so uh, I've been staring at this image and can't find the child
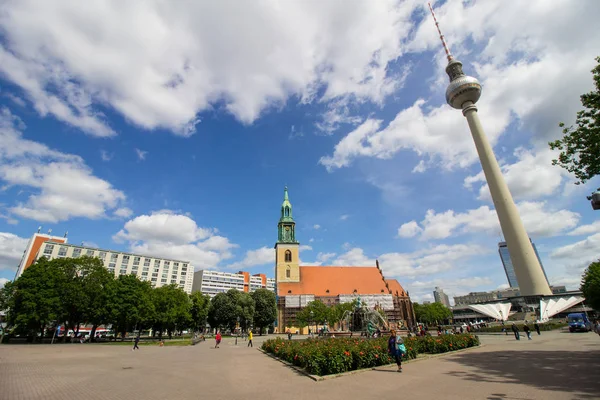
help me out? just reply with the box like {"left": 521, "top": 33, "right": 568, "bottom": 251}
{"left": 215, "top": 331, "right": 222, "bottom": 348}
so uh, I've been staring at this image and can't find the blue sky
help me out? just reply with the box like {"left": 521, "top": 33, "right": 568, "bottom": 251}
{"left": 1, "top": 0, "right": 599, "bottom": 302}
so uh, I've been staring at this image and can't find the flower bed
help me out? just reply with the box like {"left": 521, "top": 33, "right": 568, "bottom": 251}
{"left": 261, "top": 334, "right": 479, "bottom": 376}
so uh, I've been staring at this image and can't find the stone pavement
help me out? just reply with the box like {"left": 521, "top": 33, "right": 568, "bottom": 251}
{"left": 1, "top": 331, "right": 599, "bottom": 400}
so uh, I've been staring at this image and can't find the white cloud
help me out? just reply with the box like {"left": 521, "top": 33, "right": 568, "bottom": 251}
{"left": 81, "top": 241, "right": 99, "bottom": 248}
{"left": 566, "top": 221, "right": 600, "bottom": 237}
{"left": 226, "top": 247, "right": 273, "bottom": 270}
{"left": 313, "top": 224, "right": 321, "bottom": 230}
{"left": 464, "top": 148, "right": 567, "bottom": 202}
{"left": 340, "top": 214, "right": 349, "bottom": 221}
{"left": 397, "top": 221, "right": 422, "bottom": 238}
{"left": 407, "top": 276, "right": 495, "bottom": 304}
{"left": 331, "top": 248, "right": 373, "bottom": 266}
{"left": 321, "top": 1, "right": 599, "bottom": 172}
{"left": 550, "top": 232, "right": 600, "bottom": 265}
{"left": 0, "top": 232, "right": 29, "bottom": 272}
{"left": 0, "top": 108, "right": 127, "bottom": 223}
{"left": 113, "top": 207, "right": 133, "bottom": 219}
{"left": 114, "top": 211, "right": 237, "bottom": 269}
{"left": 317, "top": 252, "right": 336, "bottom": 264}
{"left": 135, "top": 148, "right": 148, "bottom": 161}
{"left": 402, "top": 201, "right": 579, "bottom": 241}
{"left": 309, "top": 238, "right": 315, "bottom": 243}
{"left": 0, "top": 277, "right": 9, "bottom": 288}
{"left": 100, "top": 150, "right": 112, "bottom": 162}
{"left": 0, "top": 0, "right": 420, "bottom": 136}
{"left": 299, "top": 245, "right": 313, "bottom": 252}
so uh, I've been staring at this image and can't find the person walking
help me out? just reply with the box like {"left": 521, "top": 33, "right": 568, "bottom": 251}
{"left": 387, "top": 329, "right": 404, "bottom": 372}
{"left": 534, "top": 321, "right": 541, "bottom": 336}
{"left": 523, "top": 324, "right": 532, "bottom": 340}
{"left": 511, "top": 323, "right": 520, "bottom": 340}
{"left": 132, "top": 334, "right": 140, "bottom": 351}
{"left": 247, "top": 330, "right": 253, "bottom": 348}
{"left": 215, "top": 331, "right": 222, "bottom": 348}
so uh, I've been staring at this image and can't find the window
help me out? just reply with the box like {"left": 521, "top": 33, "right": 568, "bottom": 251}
{"left": 133, "top": 257, "right": 140, "bottom": 265}
{"left": 152, "top": 273, "right": 158, "bottom": 277}
{"left": 174, "top": 262, "right": 179, "bottom": 267}
{"left": 164, "top": 261, "right": 170, "bottom": 268}
{"left": 58, "top": 246, "right": 68, "bottom": 257}
{"left": 161, "top": 278, "right": 167, "bottom": 283}
{"left": 141, "top": 272, "right": 148, "bottom": 276}
{"left": 151, "top": 277, "right": 157, "bottom": 282}
{"left": 99, "top": 252, "right": 107, "bottom": 259}
{"left": 72, "top": 248, "right": 82, "bottom": 257}
{"left": 119, "top": 269, "right": 127, "bottom": 275}
{"left": 143, "top": 267, "right": 149, "bottom": 272}
{"left": 286, "top": 267, "right": 291, "bottom": 278}
{"left": 181, "top": 272, "right": 186, "bottom": 276}
{"left": 109, "top": 263, "right": 116, "bottom": 269}
{"left": 182, "top": 265, "right": 188, "bottom": 271}
{"left": 180, "top": 280, "right": 186, "bottom": 284}
{"left": 172, "top": 275, "right": 177, "bottom": 279}
{"left": 285, "top": 250, "right": 292, "bottom": 262}
{"left": 111, "top": 253, "right": 118, "bottom": 260}
{"left": 171, "top": 279, "right": 176, "bottom": 284}
{"left": 86, "top": 250, "right": 94, "bottom": 256}
{"left": 144, "top": 258, "right": 151, "bottom": 266}
{"left": 44, "top": 244, "right": 54, "bottom": 255}
{"left": 154, "top": 268, "right": 160, "bottom": 273}
{"left": 154, "top": 260, "right": 160, "bottom": 266}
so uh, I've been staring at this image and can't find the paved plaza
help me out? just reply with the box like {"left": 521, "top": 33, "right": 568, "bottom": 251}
{"left": 1, "top": 331, "right": 599, "bottom": 400}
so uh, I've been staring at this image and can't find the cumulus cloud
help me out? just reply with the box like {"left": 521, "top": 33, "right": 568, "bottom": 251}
{"left": 321, "top": 1, "right": 599, "bottom": 172}
{"left": 135, "top": 148, "right": 148, "bottom": 161}
{"left": 0, "top": 232, "right": 29, "bottom": 272}
{"left": 566, "top": 221, "right": 600, "bottom": 237}
{"left": 463, "top": 148, "right": 567, "bottom": 202}
{"left": 226, "top": 247, "right": 274, "bottom": 270}
{"left": 313, "top": 224, "right": 321, "bottom": 230}
{"left": 113, "top": 207, "right": 134, "bottom": 219}
{"left": 0, "top": 108, "right": 127, "bottom": 222}
{"left": 114, "top": 211, "right": 237, "bottom": 269}
{"left": 0, "top": 0, "right": 420, "bottom": 136}
{"left": 399, "top": 201, "right": 579, "bottom": 240}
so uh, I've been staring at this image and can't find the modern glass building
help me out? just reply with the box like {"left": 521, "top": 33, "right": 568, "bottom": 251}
{"left": 498, "top": 239, "right": 549, "bottom": 288}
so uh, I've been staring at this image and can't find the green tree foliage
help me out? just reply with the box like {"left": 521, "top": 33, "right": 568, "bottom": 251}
{"left": 189, "top": 291, "right": 211, "bottom": 333}
{"left": 327, "top": 301, "right": 355, "bottom": 325}
{"left": 151, "top": 284, "right": 191, "bottom": 338}
{"left": 549, "top": 57, "right": 600, "bottom": 184}
{"left": 580, "top": 260, "right": 600, "bottom": 311}
{"left": 8, "top": 258, "right": 64, "bottom": 339}
{"left": 105, "top": 274, "right": 154, "bottom": 338}
{"left": 251, "top": 289, "right": 276, "bottom": 334}
{"left": 296, "top": 300, "right": 329, "bottom": 327}
{"left": 208, "top": 291, "right": 237, "bottom": 330}
{"left": 414, "top": 302, "right": 452, "bottom": 325}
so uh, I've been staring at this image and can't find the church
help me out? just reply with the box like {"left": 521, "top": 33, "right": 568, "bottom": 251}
{"left": 274, "top": 187, "right": 415, "bottom": 332}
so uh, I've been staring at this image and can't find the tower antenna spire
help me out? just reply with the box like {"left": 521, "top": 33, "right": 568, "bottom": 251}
{"left": 428, "top": 3, "right": 453, "bottom": 62}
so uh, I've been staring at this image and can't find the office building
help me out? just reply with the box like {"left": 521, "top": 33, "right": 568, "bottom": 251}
{"left": 433, "top": 287, "right": 451, "bottom": 307}
{"left": 15, "top": 231, "right": 194, "bottom": 294}
{"left": 499, "top": 240, "right": 549, "bottom": 288}
{"left": 192, "top": 270, "right": 275, "bottom": 297}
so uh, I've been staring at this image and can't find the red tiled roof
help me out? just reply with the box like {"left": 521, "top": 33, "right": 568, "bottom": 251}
{"left": 387, "top": 279, "right": 407, "bottom": 297}
{"left": 278, "top": 266, "right": 391, "bottom": 297}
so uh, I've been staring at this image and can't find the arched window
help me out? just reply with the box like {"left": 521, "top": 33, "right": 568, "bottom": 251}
{"left": 285, "top": 250, "right": 292, "bottom": 262}
{"left": 286, "top": 266, "right": 291, "bottom": 278}
{"left": 284, "top": 206, "right": 290, "bottom": 217}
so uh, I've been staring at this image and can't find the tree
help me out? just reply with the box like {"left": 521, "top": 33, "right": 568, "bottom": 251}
{"left": 208, "top": 292, "right": 237, "bottom": 330}
{"left": 151, "top": 284, "right": 191, "bottom": 339}
{"left": 0, "top": 280, "right": 15, "bottom": 343}
{"left": 9, "top": 258, "right": 64, "bottom": 340}
{"left": 581, "top": 260, "right": 600, "bottom": 311}
{"left": 105, "top": 275, "right": 154, "bottom": 339}
{"left": 327, "top": 301, "right": 355, "bottom": 326}
{"left": 296, "top": 300, "right": 329, "bottom": 328}
{"left": 251, "top": 289, "right": 276, "bottom": 335}
{"left": 189, "top": 292, "right": 211, "bottom": 333}
{"left": 414, "top": 302, "right": 452, "bottom": 325}
{"left": 549, "top": 57, "right": 600, "bottom": 185}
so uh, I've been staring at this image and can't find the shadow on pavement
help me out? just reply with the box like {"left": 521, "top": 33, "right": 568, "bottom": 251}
{"left": 446, "top": 350, "right": 600, "bottom": 398}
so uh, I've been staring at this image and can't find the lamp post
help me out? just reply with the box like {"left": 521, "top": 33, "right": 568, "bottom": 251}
{"left": 587, "top": 188, "right": 600, "bottom": 210}
{"left": 235, "top": 316, "right": 240, "bottom": 345}
{"left": 428, "top": 4, "right": 551, "bottom": 296}
{"left": 310, "top": 310, "right": 314, "bottom": 338}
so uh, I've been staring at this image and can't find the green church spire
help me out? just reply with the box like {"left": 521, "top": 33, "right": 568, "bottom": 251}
{"left": 277, "top": 186, "right": 297, "bottom": 243}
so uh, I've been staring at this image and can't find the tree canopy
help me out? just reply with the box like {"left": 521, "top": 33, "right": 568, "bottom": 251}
{"left": 580, "top": 260, "right": 600, "bottom": 312}
{"left": 251, "top": 289, "right": 276, "bottom": 334}
{"left": 414, "top": 302, "right": 452, "bottom": 325}
{"left": 549, "top": 56, "right": 600, "bottom": 185}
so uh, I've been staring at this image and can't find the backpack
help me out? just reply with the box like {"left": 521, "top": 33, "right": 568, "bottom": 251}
{"left": 397, "top": 343, "right": 407, "bottom": 355}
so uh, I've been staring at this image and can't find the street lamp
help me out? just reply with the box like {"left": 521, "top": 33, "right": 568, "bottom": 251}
{"left": 235, "top": 316, "right": 240, "bottom": 345}
{"left": 587, "top": 188, "right": 600, "bottom": 210}
{"left": 310, "top": 310, "right": 314, "bottom": 337}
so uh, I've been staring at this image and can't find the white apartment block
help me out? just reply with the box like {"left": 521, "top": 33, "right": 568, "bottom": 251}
{"left": 192, "top": 270, "right": 276, "bottom": 297}
{"left": 37, "top": 241, "right": 194, "bottom": 294}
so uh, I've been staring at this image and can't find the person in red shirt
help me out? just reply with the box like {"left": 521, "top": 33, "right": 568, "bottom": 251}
{"left": 215, "top": 331, "right": 222, "bottom": 348}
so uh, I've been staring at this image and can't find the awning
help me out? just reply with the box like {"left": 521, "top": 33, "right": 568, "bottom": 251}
{"left": 467, "top": 303, "right": 512, "bottom": 321}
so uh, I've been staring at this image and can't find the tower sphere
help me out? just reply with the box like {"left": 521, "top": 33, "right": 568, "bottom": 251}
{"left": 446, "top": 75, "right": 482, "bottom": 109}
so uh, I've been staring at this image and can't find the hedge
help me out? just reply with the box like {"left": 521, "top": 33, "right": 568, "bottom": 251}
{"left": 261, "top": 334, "right": 479, "bottom": 376}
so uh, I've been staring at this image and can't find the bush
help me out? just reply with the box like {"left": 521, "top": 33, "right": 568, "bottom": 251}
{"left": 261, "top": 334, "right": 479, "bottom": 376}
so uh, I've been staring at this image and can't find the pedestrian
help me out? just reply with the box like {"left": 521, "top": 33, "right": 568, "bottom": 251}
{"left": 215, "top": 331, "right": 222, "bottom": 348}
{"left": 534, "top": 321, "right": 541, "bottom": 335}
{"left": 132, "top": 334, "right": 140, "bottom": 351}
{"left": 387, "top": 329, "right": 404, "bottom": 372}
{"left": 247, "top": 330, "right": 253, "bottom": 348}
{"left": 511, "top": 323, "right": 520, "bottom": 340}
{"left": 594, "top": 320, "right": 600, "bottom": 336}
{"left": 523, "top": 324, "right": 532, "bottom": 340}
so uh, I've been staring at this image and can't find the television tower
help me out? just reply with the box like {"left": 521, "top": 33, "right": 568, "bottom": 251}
{"left": 428, "top": 4, "right": 551, "bottom": 296}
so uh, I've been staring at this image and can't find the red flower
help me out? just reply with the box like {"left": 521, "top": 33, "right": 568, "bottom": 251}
{"left": 375, "top": 354, "right": 379, "bottom": 358}
{"left": 359, "top": 351, "right": 364, "bottom": 356}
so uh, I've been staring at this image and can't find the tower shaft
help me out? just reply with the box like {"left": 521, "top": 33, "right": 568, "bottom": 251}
{"left": 463, "top": 102, "right": 551, "bottom": 296}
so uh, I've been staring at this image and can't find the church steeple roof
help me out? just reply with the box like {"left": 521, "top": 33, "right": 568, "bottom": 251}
{"left": 280, "top": 186, "right": 294, "bottom": 223}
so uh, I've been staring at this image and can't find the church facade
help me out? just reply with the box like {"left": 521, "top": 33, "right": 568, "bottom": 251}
{"left": 274, "top": 187, "right": 415, "bottom": 332}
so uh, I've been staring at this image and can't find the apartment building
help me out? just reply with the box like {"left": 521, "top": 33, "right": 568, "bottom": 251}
{"left": 26, "top": 238, "right": 194, "bottom": 294}
{"left": 192, "top": 270, "right": 275, "bottom": 297}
